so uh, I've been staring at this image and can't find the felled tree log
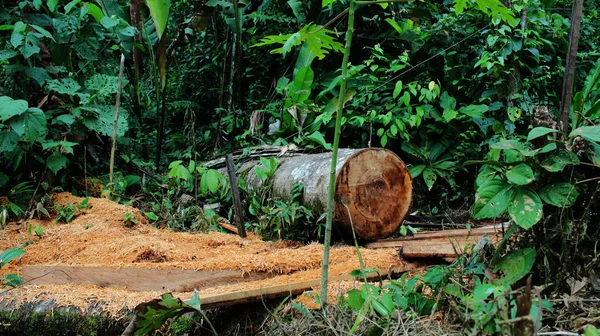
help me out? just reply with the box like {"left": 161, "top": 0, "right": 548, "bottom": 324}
{"left": 226, "top": 148, "right": 412, "bottom": 240}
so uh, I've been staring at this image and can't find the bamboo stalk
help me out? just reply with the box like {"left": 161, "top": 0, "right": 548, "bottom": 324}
{"left": 321, "top": 0, "right": 356, "bottom": 304}
{"left": 109, "top": 54, "right": 125, "bottom": 183}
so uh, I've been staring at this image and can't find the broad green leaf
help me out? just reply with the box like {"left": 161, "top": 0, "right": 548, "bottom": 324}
{"left": 24, "top": 67, "right": 51, "bottom": 87}
{"left": 21, "top": 32, "right": 41, "bottom": 59}
{"left": 64, "top": 0, "right": 82, "bottom": 13}
{"left": 476, "top": 165, "right": 500, "bottom": 187}
{"left": 506, "top": 163, "right": 534, "bottom": 185}
{"left": 494, "top": 248, "right": 536, "bottom": 285}
{"left": 584, "top": 325, "right": 600, "bottom": 336}
{"left": 569, "top": 126, "right": 600, "bottom": 143}
{"left": 9, "top": 108, "right": 48, "bottom": 142}
{"left": 322, "top": 0, "right": 336, "bottom": 6}
{"left": 0, "top": 96, "right": 28, "bottom": 122}
{"left": 46, "top": 153, "right": 68, "bottom": 173}
{"left": 145, "top": 212, "right": 158, "bottom": 221}
{"left": 440, "top": 91, "right": 456, "bottom": 113}
{"left": 539, "top": 142, "right": 557, "bottom": 154}
{"left": 422, "top": 168, "right": 437, "bottom": 190}
{"left": 100, "top": 16, "right": 119, "bottom": 29}
{"left": 473, "top": 179, "right": 513, "bottom": 219}
{"left": 0, "top": 248, "right": 26, "bottom": 267}
{"left": 541, "top": 150, "right": 580, "bottom": 172}
{"left": 204, "top": 169, "right": 221, "bottom": 193}
{"left": 46, "top": 78, "right": 81, "bottom": 96}
{"left": 582, "top": 58, "right": 600, "bottom": 100}
{"left": 540, "top": 183, "right": 579, "bottom": 208}
{"left": 0, "top": 131, "right": 19, "bottom": 152}
{"left": 409, "top": 164, "right": 426, "bottom": 178}
{"left": 145, "top": 0, "right": 170, "bottom": 38}
{"left": 507, "top": 106, "right": 522, "bottom": 122}
{"left": 47, "top": 0, "right": 59, "bottom": 12}
{"left": 454, "top": 0, "right": 468, "bottom": 14}
{"left": 473, "top": 284, "right": 495, "bottom": 301}
{"left": 2, "top": 273, "right": 22, "bottom": 287}
{"left": 0, "top": 50, "right": 19, "bottom": 62}
{"left": 83, "top": 3, "right": 104, "bottom": 21}
{"left": 306, "top": 131, "right": 331, "bottom": 150}
{"left": 80, "top": 105, "right": 129, "bottom": 137}
{"left": 527, "top": 127, "right": 559, "bottom": 141}
{"left": 10, "top": 22, "right": 26, "bottom": 48}
{"left": 29, "top": 24, "right": 55, "bottom": 42}
{"left": 85, "top": 74, "right": 122, "bottom": 97}
{"left": 459, "top": 104, "right": 488, "bottom": 118}
{"left": 508, "top": 189, "right": 543, "bottom": 229}
{"left": 393, "top": 80, "right": 402, "bottom": 99}
{"left": 345, "top": 289, "right": 364, "bottom": 310}
{"left": 292, "top": 66, "right": 313, "bottom": 103}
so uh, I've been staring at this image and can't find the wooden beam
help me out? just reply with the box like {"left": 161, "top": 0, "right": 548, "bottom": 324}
{"left": 23, "top": 266, "right": 273, "bottom": 292}
{"left": 364, "top": 227, "right": 504, "bottom": 255}
{"left": 196, "top": 263, "right": 425, "bottom": 309}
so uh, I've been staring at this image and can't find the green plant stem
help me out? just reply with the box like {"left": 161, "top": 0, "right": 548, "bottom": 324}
{"left": 320, "top": 0, "right": 356, "bottom": 304}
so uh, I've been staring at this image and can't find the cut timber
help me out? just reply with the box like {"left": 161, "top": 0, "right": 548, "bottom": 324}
{"left": 22, "top": 266, "right": 274, "bottom": 292}
{"left": 226, "top": 148, "right": 412, "bottom": 240}
{"left": 365, "top": 227, "right": 504, "bottom": 258}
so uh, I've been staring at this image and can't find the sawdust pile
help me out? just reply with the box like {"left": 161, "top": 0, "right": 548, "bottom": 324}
{"left": 0, "top": 193, "right": 407, "bottom": 316}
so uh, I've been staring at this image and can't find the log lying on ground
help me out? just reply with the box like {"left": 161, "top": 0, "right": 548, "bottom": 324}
{"left": 225, "top": 148, "right": 412, "bottom": 240}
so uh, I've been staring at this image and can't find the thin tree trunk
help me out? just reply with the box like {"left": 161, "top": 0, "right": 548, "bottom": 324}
{"left": 109, "top": 54, "right": 126, "bottom": 182}
{"left": 559, "top": 0, "right": 584, "bottom": 134}
{"left": 321, "top": 0, "right": 356, "bottom": 304}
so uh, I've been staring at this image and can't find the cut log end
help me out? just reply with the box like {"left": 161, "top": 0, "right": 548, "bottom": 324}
{"left": 334, "top": 149, "right": 412, "bottom": 240}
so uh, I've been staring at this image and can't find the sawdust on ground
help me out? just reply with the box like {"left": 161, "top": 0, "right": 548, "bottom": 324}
{"left": 0, "top": 193, "right": 407, "bottom": 316}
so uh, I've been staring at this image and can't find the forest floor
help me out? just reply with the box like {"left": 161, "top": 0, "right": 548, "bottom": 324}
{"left": 0, "top": 192, "right": 420, "bottom": 318}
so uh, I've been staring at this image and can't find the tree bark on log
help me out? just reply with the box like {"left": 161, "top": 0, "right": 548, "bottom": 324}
{"left": 225, "top": 148, "right": 412, "bottom": 240}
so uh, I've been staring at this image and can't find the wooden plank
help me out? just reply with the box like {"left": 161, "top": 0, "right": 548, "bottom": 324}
{"left": 225, "top": 153, "right": 246, "bottom": 238}
{"left": 23, "top": 266, "right": 273, "bottom": 292}
{"left": 364, "top": 227, "right": 504, "bottom": 254}
{"left": 197, "top": 263, "right": 425, "bottom": 309}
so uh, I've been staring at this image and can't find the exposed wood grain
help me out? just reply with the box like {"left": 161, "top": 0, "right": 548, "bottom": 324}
{"left": 218, "top": 221, "right": 239, "bottom": 234}
{"left": 23, "top": 266, "right": 273, "bottom": 292}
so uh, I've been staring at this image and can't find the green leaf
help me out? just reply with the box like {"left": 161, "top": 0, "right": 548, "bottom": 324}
{"left": 10, "top": 22, "right": 26, "bottom": 48}
{"left": 80, "top": 105, "right": 129, "bottom": 137}
{"left": 408, "top": 164, "right": 426, "bottom": 178}
{"left": 440, "top": 91, "right": 457, "bottom": 113}
{"left": 541, "top": 150, "right": 580, "bottom": 172}
{"left": 9, "top": 108, "right": 48, "bottom": 142}
{"left": 473, "top": 284, "right": 495, "bottom": 301}
{"left": 83, "top": 3, "right": 105, "bottom": 22}
{"left": 527, "top": 127, "right": 559, "bottom": 141}
{"left": 2, "top": 273, "right": 23, "bottom": 287}
{"left": 454, "top": 0, "right": 468, "bottom": 14}
{"left": 205, "top": 169, "right": 221, "bottom": 193}
{"left": 393, "top": 80, "right": 402, "bottom": 99}
{"left": 459, "top": 104, "right": 488, "bottom": 118}
{"left": 85, "top": 74, "right": 122, "bottom": 97}
{"left": 508, "top": 189, "right": 543, "bottom": 229}
{"left": 473, "top": 179, "right": 513, "bottom": 219}
{"left": 506, "top": 163, "right": 534, "bottom": 185}
{"left": 422, "top": 168, "right": 437, "bottom": 190}
{"left": 47, "top": 0, "right": 59, "bottom": 12}
{"left": 46, "top": 78, "right": 81, "bottom": 96}
{"left": 64, "top": 0, "right": 82, "bottom": 13}
{"left": 46, "top": 153, "right": 68, "bottom": 174}
{"left": 540, "top": 183, "right": 579, "bottom": 208}
{"left": 345, "top": 289, "right": 364, "bottom": 310}
{"left": 494, "top": 248, "right": 536, "bottom": 285}
{"left": 0, "top": 50, "right": 19, "bottom": 62}
{"left": 29, "top": 24, "right": 55, "bottom": 42}
{"left": 569, "top": 126, "right": 600, "bottom": 143}
{"left": 145, "top": 212, "right": 158, "bottom": 221}
{"left": 584, "top": 325, "right": 600, "bottom": 336}
{"left": 145, "top": 0, "right": 170, "bottom": 38}
{"left": 292, "top": 66, "right": 313, "bottom": 103}
{"left": 507, "top": 106, "right": 522, "bottom": 122}
{"left": 0, "top": 131, "right": 19, "bottom": 152}
{"left": 306, "top": 131, "right": 331, "bottom": 150}
{"left": 0, "top": 248, "right": 26, "bottom": 267}
{"left": 0, "top": 96, "right": 28, "bottom": 122}
{"left": 24, "top": 67, "right": 51, "bottom": 87}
